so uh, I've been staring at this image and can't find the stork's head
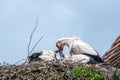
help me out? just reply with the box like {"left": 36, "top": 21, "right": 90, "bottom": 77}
{"left": 56, "top": 41, "right": 65, "bottom": 58}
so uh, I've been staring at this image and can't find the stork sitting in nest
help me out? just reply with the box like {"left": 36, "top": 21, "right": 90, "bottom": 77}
{"left": 28, "top": 50, "right": 59, "bottom": 62}
{"left": 56, "top": 37, "right": 103, "bottom": 64}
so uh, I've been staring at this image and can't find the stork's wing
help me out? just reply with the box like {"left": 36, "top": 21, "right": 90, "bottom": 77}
{"left": 102, "top": 35, "right": 120, "bottom": 68}
{"left": 82, "top": 53, "right": 103, "bottom": 63}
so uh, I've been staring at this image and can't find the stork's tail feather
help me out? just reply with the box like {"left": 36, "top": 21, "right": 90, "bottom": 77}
{"left": 82, "top": 53, "right": 104, "bottom": 63}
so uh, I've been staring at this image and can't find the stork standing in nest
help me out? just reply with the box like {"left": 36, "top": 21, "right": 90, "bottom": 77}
{"left": 56, "top": 37, "right": 103, "bottom": 64}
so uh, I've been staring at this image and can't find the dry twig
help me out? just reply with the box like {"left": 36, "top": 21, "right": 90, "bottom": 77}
{"left": 25, "top": 16, "right": 43, "bottom": 63}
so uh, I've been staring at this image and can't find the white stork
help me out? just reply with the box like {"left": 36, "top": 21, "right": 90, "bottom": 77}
{"left": 56, "top": 37, "right": 103, "bottom": 64}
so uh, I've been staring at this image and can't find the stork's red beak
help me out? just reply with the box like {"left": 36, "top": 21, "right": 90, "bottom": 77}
{"left": 56, "top": 42, "right": 65, "bottom": 58}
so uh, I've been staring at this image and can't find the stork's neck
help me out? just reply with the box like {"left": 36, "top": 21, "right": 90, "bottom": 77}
{"left": 61, "top": 39, "right": 72, "bottom": 48}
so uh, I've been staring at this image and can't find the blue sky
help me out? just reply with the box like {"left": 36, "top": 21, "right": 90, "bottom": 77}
{"left": 0, "top": 0, "right": 120, "bottom": 64}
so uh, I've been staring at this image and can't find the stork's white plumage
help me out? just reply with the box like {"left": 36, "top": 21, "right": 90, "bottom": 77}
{"left": 56, "top": 37, "right": 103, "bottom": 63}
{"left": 63, "top": 55, "right": 90, "bottom": 63}
{"left": 29, "top": 50, "right": 59, "bottom": 62}
{"left": 39, "top": 50, "right": 58, "bottom": 61}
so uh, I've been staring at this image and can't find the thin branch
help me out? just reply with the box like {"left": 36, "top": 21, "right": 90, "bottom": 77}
{"left": 27, "top": 16, "right": 39, "bottom": 56}
{"left": 24, "top": 16, "right": 43, "bottom": 63}
{"left": 29, "top": 36, "right": 43, "bottom": 54}
{"left": 14, "top": 59, "right": 25, "bottom": 65}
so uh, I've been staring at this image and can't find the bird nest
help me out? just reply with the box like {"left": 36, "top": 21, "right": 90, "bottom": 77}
{"left": 0, "top": 60, "right": 119, "bottom": 80}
